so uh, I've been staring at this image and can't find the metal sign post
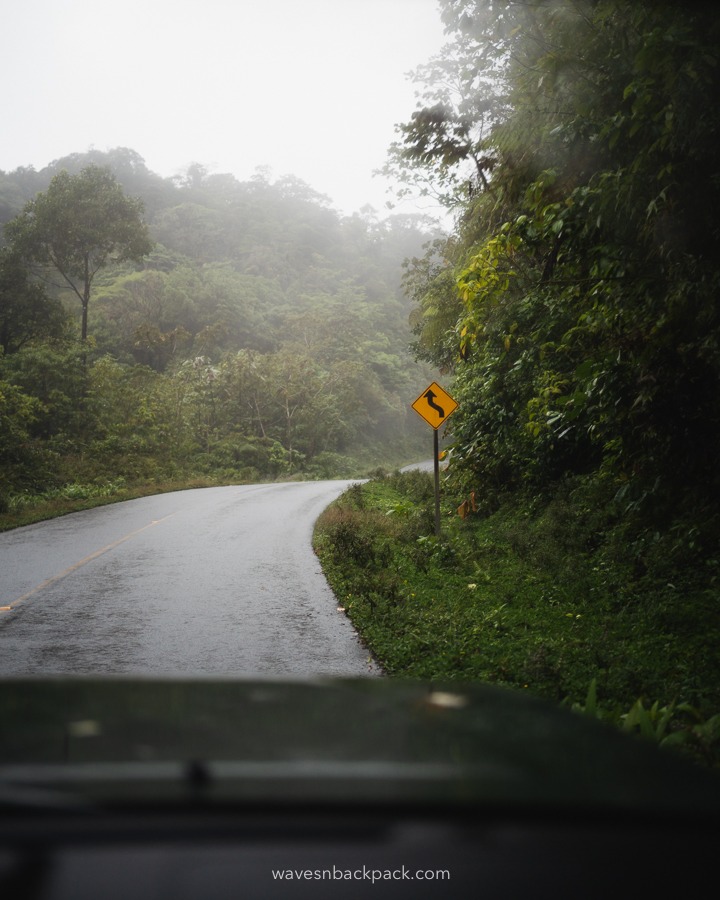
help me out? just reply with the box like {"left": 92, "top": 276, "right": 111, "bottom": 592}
{"left": 432, "top": 427, "right": 441, "bottom": 537}
{"left": 411, "top": 382, "right": 459, "bottom": 537}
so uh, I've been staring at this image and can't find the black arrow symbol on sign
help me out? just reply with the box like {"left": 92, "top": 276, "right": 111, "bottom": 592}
{"left": 424, "top": 389, "right": 445, "bottom": 419}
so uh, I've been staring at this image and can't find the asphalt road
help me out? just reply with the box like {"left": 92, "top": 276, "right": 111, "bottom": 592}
{"left": 0, "top": 482, "right": 380, "bottom": 677}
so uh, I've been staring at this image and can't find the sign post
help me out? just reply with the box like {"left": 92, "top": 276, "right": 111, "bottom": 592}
{"left": 432, "top": 428, "right": 441, "bottom": 538}
{"left": 411, "top": 382, "right": 458, "bottom": 537}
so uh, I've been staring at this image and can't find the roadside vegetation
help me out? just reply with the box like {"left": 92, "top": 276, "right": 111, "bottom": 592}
{"left": 0, "top": 474, "right": 234, "bottom": 532}
{"left": 0, "top": 446, "right": 416, "bottom": 533}
{"left": 314, "top": 470, "right": 720, "bottom": 768}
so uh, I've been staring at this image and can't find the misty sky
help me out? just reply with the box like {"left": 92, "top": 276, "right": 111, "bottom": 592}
{"left": 2, "top": 0, "right": 447, "bottom": 216}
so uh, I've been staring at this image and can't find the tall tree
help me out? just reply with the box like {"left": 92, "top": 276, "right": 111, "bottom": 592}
{"left": 4, "top": 165, "right": 153, "bottom": 342}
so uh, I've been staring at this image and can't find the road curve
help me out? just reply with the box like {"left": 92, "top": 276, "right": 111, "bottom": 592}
{"left": 0, "top": 482, "right": 380, "bottom": 677}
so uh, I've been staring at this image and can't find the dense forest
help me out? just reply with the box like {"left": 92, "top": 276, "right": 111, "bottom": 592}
{"left": 0, "top": 149, "right": 441, "bottom": 511}
{"left": 390, "top": 0, "right": 720, "bottom": 577}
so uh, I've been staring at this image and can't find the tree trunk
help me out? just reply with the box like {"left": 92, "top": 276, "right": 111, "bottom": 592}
{"left": 81, "top": 254, "right": 90, "bottom": 343}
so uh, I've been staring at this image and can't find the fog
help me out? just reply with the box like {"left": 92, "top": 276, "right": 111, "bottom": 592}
{"left": 1, "top": 0, "right": 447, "bottom": 216}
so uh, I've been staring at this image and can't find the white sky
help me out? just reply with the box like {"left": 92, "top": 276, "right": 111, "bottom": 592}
{"left": 1, "top": 0, "right": 448, "bottom": 217}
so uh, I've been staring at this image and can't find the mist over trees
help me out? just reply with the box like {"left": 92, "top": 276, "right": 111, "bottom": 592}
{"left": 392, "top": 1, "right": 720, "bottom": 572}
{"left": 0, "top": 148, "right": 441, "bottom": 501}
{"left": 6, "top": 165, "right": 153, "bottom": 345}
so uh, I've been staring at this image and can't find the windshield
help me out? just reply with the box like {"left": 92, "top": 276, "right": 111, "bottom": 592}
{"left": 1, "top": 0, "right": 719, "bottom": 833}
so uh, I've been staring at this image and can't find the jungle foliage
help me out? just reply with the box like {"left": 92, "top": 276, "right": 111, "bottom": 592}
{"left": 0, "top": 151, "right": 440, "bottom": 510}
{"left": 392, "top": 0, "right": 720, "bottom": 570}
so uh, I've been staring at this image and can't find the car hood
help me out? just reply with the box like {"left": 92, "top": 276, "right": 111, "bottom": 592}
{"left": 1, "top": 677, "right": 718, "bottom": 816}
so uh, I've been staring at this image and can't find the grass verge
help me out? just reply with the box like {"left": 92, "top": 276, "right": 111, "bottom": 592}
{"left": 313, "top": 471, "right": 720, "bottom": 767}
{"left": 0, "top": 449, "right": 417, "bottom": 533}
{"left": 0, "top": 475, "right": 256, "bottom": 532}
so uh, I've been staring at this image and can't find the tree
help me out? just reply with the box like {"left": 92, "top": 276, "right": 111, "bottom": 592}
{"left": 4, "top": 165, "right": 153, "bottom": 342}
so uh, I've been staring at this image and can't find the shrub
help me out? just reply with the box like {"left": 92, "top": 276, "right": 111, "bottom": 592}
{"left": 317, "top": 507, "right": 377, "bottom": 567}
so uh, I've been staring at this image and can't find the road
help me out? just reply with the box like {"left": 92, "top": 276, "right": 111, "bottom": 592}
{"left": 0, "top": 482, "right": 380, "bottom": 677}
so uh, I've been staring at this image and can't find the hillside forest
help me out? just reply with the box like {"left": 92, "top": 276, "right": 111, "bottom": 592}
{"left": 0, "top": 150, "right": 441, "bottom": 513}
{"left": 387, "top": 0, "right": 720, "bottom": 574}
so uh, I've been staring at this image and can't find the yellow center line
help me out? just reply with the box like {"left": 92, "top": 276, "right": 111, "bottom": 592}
{"left": 1, "top": 514, "right": 176, "bottom": 612}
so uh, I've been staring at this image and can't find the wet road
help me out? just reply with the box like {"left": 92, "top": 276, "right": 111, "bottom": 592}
{"left": 0, "top": 482, "right": 380, "bottom": 677}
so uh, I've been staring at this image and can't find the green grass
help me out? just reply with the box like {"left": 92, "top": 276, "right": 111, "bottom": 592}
{"left": 314, "top": 471, "right": 720, "bottom": 766}
{"left": 0, "top": 476, "right": 237, "bottom": 532}
{"left": 0, "top": 446, "right": 413, "bottom": 533}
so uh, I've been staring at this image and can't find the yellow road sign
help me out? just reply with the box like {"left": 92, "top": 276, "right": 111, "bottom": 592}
{"left": 411, "top": 381, "right": 458, "bottom": 429}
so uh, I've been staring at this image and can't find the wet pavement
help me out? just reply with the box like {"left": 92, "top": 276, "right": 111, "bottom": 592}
{"left": 0, "top": 482, "right": 380, "bottom": 677}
